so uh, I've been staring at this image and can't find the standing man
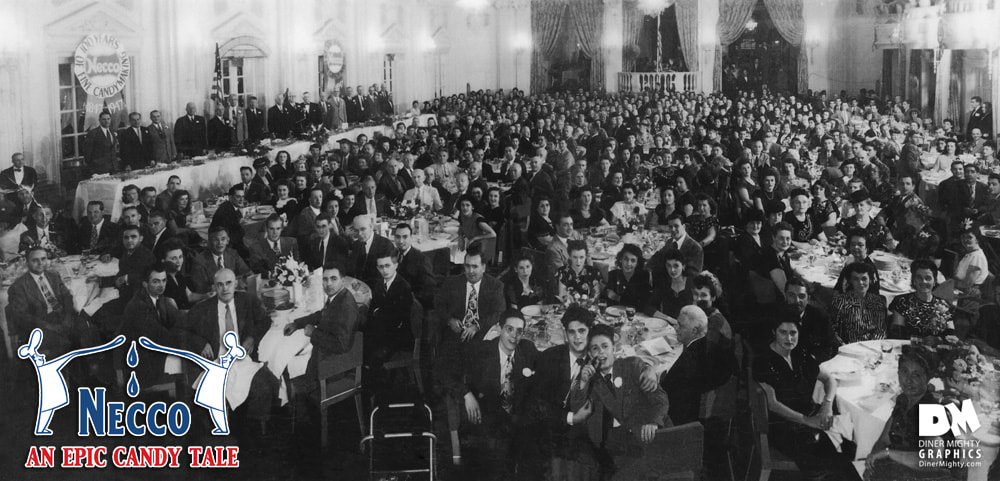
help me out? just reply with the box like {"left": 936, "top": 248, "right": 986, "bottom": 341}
{"left": 245, "top": 96, "right": 266, "bottom": 142}
{"left": 300, "top": 91, "right": 323, "bottom": 130}
{"left": 225, "top": 94, "right": 247, "bottom": 145}
{"left": 967, "top": 96, "right": 993, "bottom": 139}
{"left": 83, "top": 111, "right": 119, "bottom": 174}
{"left": 147, "top": 110, "right": 177, "bottom": 164}
{"left": 325, "top": 91, "right": 347, "bottom": 130}
{"left": 344, "top": 86, "right": 364, "bottom": 124}
{"left": 267, "top": 92, "right": 292, "bottom": 139}
{"left": 0, "top": 152, "right": 38, "bottom": 192}
{"left": 173, "top": 102, "right": 206, "bottom": 158}
{"left": 118, "top": 112, "right": 152, "bottom": 170}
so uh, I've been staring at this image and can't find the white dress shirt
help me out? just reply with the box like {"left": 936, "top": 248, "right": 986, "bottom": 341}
{"left": 216, "top": 299, "right": 239, "bottom": 352}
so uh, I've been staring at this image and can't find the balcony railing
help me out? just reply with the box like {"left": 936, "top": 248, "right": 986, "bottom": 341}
{"left": 617, "top": 72, "right": 700, "bottom": 94}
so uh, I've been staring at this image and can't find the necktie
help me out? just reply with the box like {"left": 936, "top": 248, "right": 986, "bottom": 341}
{"left": 500, "top": 353, "right": 514, "bottom": 414}
{"left": 216, "top": 255, "right": 224, "bottom": 270}
{"left": 272, "top": 240, "right": 280, "bottom": 254}
{"left": 463, "top": 285, "right": 479, "bottom": 327}
{"left": 40, "top": 230, "right": 48, "bottom": 244}
{"left": 224, "top": 303, "right": 235, "bottom": 334}
{"left": 320, "top": 239, "right": 327, "bottom": 267}
{"left": 135, "top": 128, "right": 141, "bottom": 143}
{"left": 105, "top": 129, "right": 111, "bottom": 143}
{"left": 154, "top": 297, "right": 165, "bottom": 323}
{"left": 90, "top": 224, "right": 100, "bottom": 249}
{"left": 38, "top": 275, "right": 60, "bottom": 314}
{"left": 326, "top": 295, "right": 334, "bottom": 306}
{"left": 670, "top": 240, "right": 679, "bottom": 251}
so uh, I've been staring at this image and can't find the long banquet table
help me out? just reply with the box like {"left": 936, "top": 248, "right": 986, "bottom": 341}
{"left": 73, "top": 115, "right": 435, "bottom": 221}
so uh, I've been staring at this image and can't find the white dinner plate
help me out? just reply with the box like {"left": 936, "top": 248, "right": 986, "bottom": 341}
{"left": 643, "top": 317, "right": 669, "bottom": 332}
{"left": 591, "top": 252, "right": 611, "bottom": 261}
{"left": 521, "top": 305, "right": 542, "bottom": 317}
{"left": 443, "top": 225, "right": 459, "bottom": 234}
{"left": 605, "top": 305, "right": 627, "bottom": 317}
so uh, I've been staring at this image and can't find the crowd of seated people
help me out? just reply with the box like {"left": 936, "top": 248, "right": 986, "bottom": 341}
{"left": 7, "top": 84, "right": 999, "bottom": 480}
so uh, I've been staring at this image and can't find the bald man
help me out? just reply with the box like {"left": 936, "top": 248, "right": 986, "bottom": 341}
{"left": 346, "top": 214, "right": 395, "bottom": 287}
{"left": 174, "top": 102, "right": 206, "bottom": 157}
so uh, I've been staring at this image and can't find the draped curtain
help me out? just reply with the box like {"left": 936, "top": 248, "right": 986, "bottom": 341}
{"left": 714, "top": 0, "right": 756, "bottom": 91}
{"left": 762, "top": 0, "right": 807, "bottom": 93}
{"left": 570, "top": 0, "right": 605, "bottom": 91}
{"left": 622, "top": 2, "right": 645, "bottom": 72}
{"left": 530, "top": 1, "right": 567, "bottom": 94}
{"left": 674, "top": 0, "right": 699, "bottom": 72}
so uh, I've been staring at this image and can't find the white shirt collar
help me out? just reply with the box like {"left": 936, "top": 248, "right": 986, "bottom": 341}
{"left": 674, "top": 233, "right": 687, "bottom": 246}
{"left": 310, "top": 206, "right": 321, "bottom": 216}
{"left": 383, "top": 274, "right": 396, "bottom": 289}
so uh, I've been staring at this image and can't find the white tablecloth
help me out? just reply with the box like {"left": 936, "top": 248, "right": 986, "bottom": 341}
{"left": 73, "top": 115, "right": 436, "bottom": 221}
{"left": 792, "top": 248, "right": 918, "bottom": 305}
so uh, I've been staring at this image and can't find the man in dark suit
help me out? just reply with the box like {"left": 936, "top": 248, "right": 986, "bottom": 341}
{"left": 118, "top": 112, "right": 153, "bottom": 170}
{"left": 113, "top": 225, "right": 157, "bottom": 308}
{"left": 365, "top": 249, "right": 415, "bottom": 392}
{"left": 304, "top": 214, "right": 348, "bottom": 271}
{"left": 783, "top": 278, "right": 839, "bottom": 362}
{"left": 82, "top": 111, "right": 119, "bottom": 174}
{"left": 181, "top": 268, "right": 277, "bottom": 422}
{"left": 647, "top": 212, "right": 705, "bottom": 278}
{"left": 283, "top": 265, "right": 361, "bottom": 374}
{"left": 245, "top": 96, "right": 267, "bottom": 142}
{"left": 209, "top": 185, "right": 248, "bottom": 258}
{"left": 392, "top": 223, "right": 436, "bottom": 309}
{"left": 432, "top": 244, "right": 505, "bottom": 347}
{"left": 142, "top": 210, "right": 176, "bottom": 259}
{"left": 8, "top": 246, "right": 88, "bottom": 356}
{"left": 967, "top": 95, "right": 992, "bottom": 139}
{"left": 660, "top": 305, "right": 734, "bottom": 425}
{"left": 963, "top": 163, "right": 990, "bottom": 220}
{"left": 119, "top": 262, "right": 185, "bottom": 386}
{"left": 248, "top": 214, "right": 300, "bottom": 275}
{"left": 527, "top": 156, "right": 555, "bottom": 202}
{"left": 267, "top": 93, "right": 292, "bottom": 138}
{"left": 346, "top": 214, "right": 395, "bottom": 286}
{"left": 236, "top": 166, "right": 271, "bottom": 204}
{"left": 76, "top": 201, "right": 118, "bottom": 255}
{"left": 300, "top": 91, "right": 323, "bottom": 129}
{"left": 360, "top": 84, "right": 376, "bottom": 120}
{"left": 440, "top": 310, "right": 539, "bottom": 478}
{"left": 173, "top": 102, "right": 206, "bottom": 157}
{"left": 206, "top": 103, "right": 234, "bottom": 152}
{"left": 349, "top": 176, "right": 390, "bottom": 218}
{"left": 190, "top": 226, "right": 252, "bottom": 294}
{"left": 0, "top": 152, "right": 38, "bottom": 192}
{"left": 344, "top": 86, "right": 364, "bottom": 124}
{"left": 147, "top": 110, "right": 177, "bottom": 164}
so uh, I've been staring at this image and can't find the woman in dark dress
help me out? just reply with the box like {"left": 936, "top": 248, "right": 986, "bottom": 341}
{"left": 270, "top": 150, "right": 292, "bottom": 182}
{"left": 752, "top": 168, "right": 784, "bottom": 214}
{"left": 570, "top": 187, "right": 609, "bottom": 230}
{"left": 807, "top": 180, "right": 839, "bottom": 234}
{"left": 783, "top": 188, "right": 826, "bottom": 243}
{"left": 271, "top": 180, "right": 299, "bottom": 220}
{"left": 602, "top": 244, "right": 652, "bottom": 309}
{"left": 527, "top": 196, "right": 556, "bottom": 249}
{"left": 503, "top": 254, "right": 549, "bottom": 309}
{"left": 674, "top": 174, "right": 696, "bottom": 217}
{"left": 646, "top": 186, "right": 677, "bottom": 233}
{"left": 644, "top": 249, "right": 693, "bottom": 319}
{"left": 168, "top": 189, "right": 192, "bottom": 231}
{"left": 735, "top": 209, "right": 766, "bottom": 274}
{"left": 888, "top": 259, "right": 955, "bottom": 339}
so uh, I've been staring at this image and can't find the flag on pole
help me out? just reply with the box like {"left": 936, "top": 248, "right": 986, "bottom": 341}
{"left": 211, "top": 43, "right": 223, "bottom": 101}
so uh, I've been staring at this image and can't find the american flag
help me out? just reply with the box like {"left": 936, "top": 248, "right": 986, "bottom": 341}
{"left": 211, "top": 43, "right": 223, "bottom": 101}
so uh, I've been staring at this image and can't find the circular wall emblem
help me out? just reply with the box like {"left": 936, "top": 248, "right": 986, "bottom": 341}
{"left": 73, "top": 34, "right": 131, "bottom": 98}
{"left": 324, "top": 41, "right": 345, "bottom": 75}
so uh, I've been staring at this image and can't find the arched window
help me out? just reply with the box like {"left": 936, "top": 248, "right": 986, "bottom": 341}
{"left": 218, "top": 36, "right": 268, "bottom": 107}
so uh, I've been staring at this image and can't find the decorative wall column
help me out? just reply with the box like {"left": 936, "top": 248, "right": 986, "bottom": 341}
{"left": 603, "top": 0, "right": 624, "bottom": 92}
{"left": 697, "top": 0, "right": 718, "bottom": 93}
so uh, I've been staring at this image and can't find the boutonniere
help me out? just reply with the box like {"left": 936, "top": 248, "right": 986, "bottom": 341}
{"left": 521, "top": 368, "right": 534, "bottom": 378}
{"left": 613, "top": 377, "right": 623, "bottom": 388}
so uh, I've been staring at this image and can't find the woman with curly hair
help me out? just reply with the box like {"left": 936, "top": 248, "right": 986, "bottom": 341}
{"left": 602, "top": 243, "right": 651, "bottom": 310}
{"left": 888, "top": 259, "right": 955, "bottom": 339}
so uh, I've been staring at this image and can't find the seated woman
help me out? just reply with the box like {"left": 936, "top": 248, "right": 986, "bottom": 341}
{"left": 643, "top": 249, "right": 693, "bottom": 320}
{"left": 686, "top": 193, "right": 719, "bottom": 249}
{"left": 864, "top": 345, "right": 965, "bottom": 481}
{"left": 888, "top": 259, "right": 955, "bottom": 339}
{"left": 837, "top": 189, "right": 892, "bottom": 250}
{"left": 645, "top": 186, "right": 677, "bottom": 232}
{"left": 322, "top": 197, "right": 346, "bottom": 237}
{"left": 674, "top": 174, "right": 696, "bottom": 217}
{"left": 807, "top": 180, "right": 839, "bottom": 234}
{"left": 503, "top": 254, "right": 549, "bottom": 309}
{"left": 167, "top": 189, "right": 193, "bottom": 231}
{"left": 602, "top": 244, "right": 652, "bottom": 310}
{"left": 270, "top": 180, "right": 299, "bottom": 220}
{"left": 778, "top": 157, "right": 810, "bottom": 194}
{"left": 894, "top": 204, "right": 940, "bottom": 261}
{"left": 954, "top": 229, "right": 989, "bottom": 297}
{"left": 752, "top": 168, "right": 784, "bottom": 214}
{"left": 526, "top": 197, "right": 556, "bottom": 249}
{"left": 753, "top": 317, "right": 858, "bottom": 481}
{"left": 456, "top": 194, "right": 496, "bottom": 261}
{"left": 691, "top": 271, "right": 733, "bottom": 350}
{"left": 570, "top": 187, "right": 609, "bottom": 230}
{"left": 555, "top": 240, "right": 603, "bottom": 301}
{"left": 609, "top": 183, "right": 647, "bottom": 226}
{"left": 783, "top": 188, "right": 826, "bottom": 245}
{"left": 830, "top": 261, "right": 888, "bottom": 344}
{"left": 735, "top": 209, "right": 766, "bottom": 275}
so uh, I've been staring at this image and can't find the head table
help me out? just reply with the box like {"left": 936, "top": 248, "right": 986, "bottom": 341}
{"left": 73, "top": 115, "right": 435, "bottom": 222}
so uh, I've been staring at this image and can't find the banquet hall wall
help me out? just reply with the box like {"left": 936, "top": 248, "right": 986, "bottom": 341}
{"left": 0, "top": 0, "right": 531, "bottom": 186}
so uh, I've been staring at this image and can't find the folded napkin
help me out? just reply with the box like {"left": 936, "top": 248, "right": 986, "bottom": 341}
{"left": 824, "top": 413, "right": 855, "bottom": 452}
{"left": 81, "top": 287, "right": 118, "bottom": 316}
{"left": 639, "top": 336, "right": 673, "bottom": 356}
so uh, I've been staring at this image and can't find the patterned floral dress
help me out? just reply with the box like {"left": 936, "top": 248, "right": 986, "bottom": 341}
{"left": 888, "top": 293, "right": 953, "bottom": 337}
{"left": 556, "top": 265, "right": 603, "bottom": 297}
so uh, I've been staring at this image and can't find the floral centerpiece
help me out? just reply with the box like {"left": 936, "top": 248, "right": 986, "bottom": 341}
{"left": 269, "top": 256, "right": 310, "bottom": 308}
{"left": 911, "top": 336, "right": 1000, "bottom": 436}
{"left": 617, "top": 208, "right": 646, "bottom": 235}
{"left": 21, "top": 240, "right": 66, "bottom": 260}
{"left": 389, "top": 199, "right": 424, "bottom": 221}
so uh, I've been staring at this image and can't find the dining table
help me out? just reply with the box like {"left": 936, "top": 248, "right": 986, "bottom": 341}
{"left": 585, "top": 229, "right": 670, "bottom": 280}
{"left": 791, "top": 245, "right": 923, "bottom": 306}
{"left": 816, "top": 339, "right": 1000, "bottom": 481}
{"left": 486, "top": 304, "right": 683, "bottom": 376}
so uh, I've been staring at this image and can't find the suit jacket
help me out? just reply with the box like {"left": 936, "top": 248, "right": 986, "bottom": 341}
{"left": 225, "top": 104, "right": 247, "bottom": 144}
{"left": 302, "top": 102, "right": 323, "bottom": 127}
{"left": 434, "top": 274, "right": 506, "bottom": 340}
{"left": 397, "top": 247, "right": 436, "bottom": 308}
{"left": 648, "top": 235, "right": 704, "bottom": 278}
{"left": 569, "top": 357, "right": 671, "bottom": 446}
{"left": 142, "top": 226, "right": 177, "bottom": 259}
{"left": 248, "top": 235, "right": 299, "bottom": 275}
{"left": 660, "top": 336, "right": 734, "bottom": 425}
{"left": 324, "top": 97, "right": 347, "bottom": 129}
{"left": 368, "top": 276, "right": 414, "bottom": 347}
{"left": 118, "top": 126, "right": 153, "bottom": 169}
{"left": 7, "top": 270, "right": 74, "bottom": 337}
{"left": 121, "top": 291, "right": 184, "bottom": 385}
{"left": 245, "top": 108, "right": 266, "bottom": 142}
{"left": 147, "top": 122, "right": 177, "bottom": 163}
{"left": 209, "top": 201, "right": 245, "bottom": 248}
{"left": 527, "top": 344, "right": 583, "bottom": 432}
{"left": 528, "top": 170, "right": 555, "bottom": 200}
{"left": 235, "top": 181, "right": 271, "bottom": 205}
{"left": 345, "top": 95, "right": 364, "bottom": 124}
{"left": 83, "top": 127, "right": 119, "bottom": 174}
{"left": 348, "top": 194, "right": 390, "bottom": 218}
{"left": 181, "top": 292, "right": 268, "bottom": 360}
{"left": 76, "top": 217, "right": 119, "bottom": 255}
{"left": 206, "top": 116, "right": 233, "bottom": 152}
{"left": 361, "top": 95, "right": 377, "bottom": 119}
{"left": 0, "top": 166, "right": 37, "bottom": 191}
{"left": 173, "top": 115, "right": 206, "bottom": 156}
{"left": 285, "top": 205, "right": 320, "bottom": 240}
{"left": 544, "top": 232, "right": 585, "bottom": 278}
{"left": 303, "top": 233, "right": 349, "bottom": 271}
{"left": 189, "top": 248, "right": 252, "bottom": 294}
{"left": 293, "top": 288, "right": 360, "bottom": 359}
{"left": 267, "top": 105, "right": 293, "bottom": 138}
{"left": 116, "top": 246, "right": 157, "bottom": 303}
{"left": 450, "top": 338, "right": 539, "bottom": 423}
{"left": 18, "top": 226, "right": 68, "bottom": 254}
{"left": 347, "top": 235, "right": 395, "bottom": 286}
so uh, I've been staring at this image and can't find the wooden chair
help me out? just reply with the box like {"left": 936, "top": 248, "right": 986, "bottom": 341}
{"left": 382, "top": 300, "right": 425, "bottom": 394}
{"left": 748, "top": 379, "right": 799, "bottom": 481}
{"left": 609, "top": 422, "right": 705, "bottom": 481}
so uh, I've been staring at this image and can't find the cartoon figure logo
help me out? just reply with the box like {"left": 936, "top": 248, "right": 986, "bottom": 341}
{"left": 138, "top": 332, "right": 245, "bottom": 435}
{"left": 18, "top": 329, "right": 126, "bottom": 435}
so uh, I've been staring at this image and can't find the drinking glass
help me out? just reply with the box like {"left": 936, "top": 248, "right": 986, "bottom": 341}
{"left": 626, "top": 307, "right": 636, "bottom": 322}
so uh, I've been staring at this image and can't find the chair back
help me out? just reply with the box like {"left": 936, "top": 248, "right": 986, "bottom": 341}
{"left": 317, "top": 332, "right": 364, "bottom": 380}
{"left": 747, "top": 271, "right": 777, "bottom": 305}
{"left": 609, "top": 421, "right": 704, "bottom": 481}
{"left": 748, "top": 379, "right": 770, "bottom": 436}
{"left": 409, "top": 299, "right": 424, "bottom": 340}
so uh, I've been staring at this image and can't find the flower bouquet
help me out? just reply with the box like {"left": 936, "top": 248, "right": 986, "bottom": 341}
{"left": 617, "top": 209, "right": 645, "bottom": 236}
{"left": 268, "top": 256, "right": 310, "bottom": 308}
{"left": 389, "top": 199, "right": 424, "bottom": 221}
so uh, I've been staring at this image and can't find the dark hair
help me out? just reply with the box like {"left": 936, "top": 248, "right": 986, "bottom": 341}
{"left": 148, "top": 209, "right": 167, "bottom": 221}
{"left": 265, "top": 213, "right": 283, "bottom": 227}
{"left": 208, "top": 225, "right": 229, "bottom": 237}
{"left": 789, "top": 188, "right": 809, "bottom": 199}
{"left": 784, "top": 276, "right": 809, "bottom": 292}
{"left": 121, "top": 224, "right": 142, "bottom": 235}
{"left": 499, "top": 308, "right": 526, "bottom": 327}
{"left": 465, "top": 242, "right": 484, "bottom": 262}
{"left": 846, "top": 228, "right": 868, "bottom": 245}
{"left": 228, "top": 184, "right": 244, "bottom": 196}
{"left": 566, "top": 239, "right": 588, "bottom": 256}
{"left": 87, "top": 200, "right": 105, "bottom": 211}
{"left": 772, "top": 221, "right": 793, "bottom": 236}
{"left": 144, "top": 261, "right": 168, "bottom": 281}
{"left": 375, "top": 248, "right": 400, "bottom": 264}
{"left": 909, "top": 258, "right": 939, "bottom": 285}
{"left": 771, "top": 317, "right": 803, "bottom": 337}
{"left": 561, "top": 305, "right": 595, "bottom": 329}
{"left": 159, "top": 238, "right": 186, "bottom": 258}
{"left": 616, "top": 244, "right": 645, "bottom": 271}
{"left": 315, "top": 213, "right": 333, "bottom": 224}
{"left": 141, "top": 186, "right": 157, "bottom": 196}
{"left": 394, "top": 223, "right": 412, "bottom": 235}
{"left": 692, "top": 272, "right": 722, "bottom": 298}
{"left": 588, "top": 324, "right": 616, "bottom": 344}
{"left": 841, "top": 261, "right": 876, "bottom": 284}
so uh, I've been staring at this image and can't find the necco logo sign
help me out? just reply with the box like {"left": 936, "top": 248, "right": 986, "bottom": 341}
{"left": 73, "top": 34, "right": 131, "bottom": 98}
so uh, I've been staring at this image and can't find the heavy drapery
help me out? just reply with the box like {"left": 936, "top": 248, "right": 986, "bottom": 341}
{"left": 530, "top": 1, "right": 567, "bottom": 94}
{"left": 674, "top": 0, "right": 699, "bottom": 72}
{"left": 570, "top": 0, "right": 605, "bottom": 91}
{"left": 622, "top": 2, "right": 645, "bottom": 72}
{"left": 762, "top": 0, "right": 808, "bottom": 93}
{"left": 714, "top": 0, "right": 756, "bottom": 91}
